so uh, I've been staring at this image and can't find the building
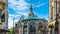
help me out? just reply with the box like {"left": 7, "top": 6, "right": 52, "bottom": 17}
{"left": 48, "top": 0, "right": 60, "bottom": 34}
{"left": 15, "top": 5, "right": 48, "bottom": 34}
{"left": 0, "top": 0, "right": 9, "bottom": 34}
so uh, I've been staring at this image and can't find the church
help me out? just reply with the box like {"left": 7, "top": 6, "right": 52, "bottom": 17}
{"left": 15, "top": 5, "right": 48, "bottom": 34}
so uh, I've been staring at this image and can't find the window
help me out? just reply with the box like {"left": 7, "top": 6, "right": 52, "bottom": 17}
{"left": 57, "top": 2, "right": 59, "bottom": 13}
{"left": 1, "top": 13, "right": 5, "bottom": 22}
{"left": 56, "top": 2, "right": 60, "bottom": 18}
{"left": 30, "top": 22, "right": 35, "bottom": 28}
{"left": 29, "top": 22, "right": 36, "bottom": 34}
{"left": 16, "top": 24, "right": 17, "bottom": 27}
{"left": 23, "top": 28, "right": 27, "bottom": 34}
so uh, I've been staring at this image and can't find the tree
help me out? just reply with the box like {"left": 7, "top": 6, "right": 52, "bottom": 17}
{"left": 8, "top": 27, "right": 16, "bottom": 34}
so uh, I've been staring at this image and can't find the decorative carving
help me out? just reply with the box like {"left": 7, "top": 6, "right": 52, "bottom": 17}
{"left": 0, "top": 2, "right": 5, "bottom": 10}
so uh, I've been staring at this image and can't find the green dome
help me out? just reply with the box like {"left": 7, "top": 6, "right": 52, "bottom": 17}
{"left": 29, "top": 15, "right": 40, "bottom": 19}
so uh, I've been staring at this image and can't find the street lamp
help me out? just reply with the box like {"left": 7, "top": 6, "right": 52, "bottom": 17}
{"left": 13, "top": 18, "right": 15, "bottom": 34}
{"left": 12, "top": 13, "right": 19, "bottom": 34}
{"left": 13, "top": 18, "right": 14, "bottom": 28}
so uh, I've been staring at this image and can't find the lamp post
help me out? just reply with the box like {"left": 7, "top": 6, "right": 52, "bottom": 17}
{"left": 13, "top": 18, "right": 14, "bottom": 34}
{"left": 13, "top": 18, "right": 14, "bottom": 29}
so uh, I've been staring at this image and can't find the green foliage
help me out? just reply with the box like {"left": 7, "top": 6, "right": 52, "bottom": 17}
{"left": 48, "top": 24, "right": 54, "bottom": 28}
{"left": 8, "top": 27, "right": 16, "bottom": 34}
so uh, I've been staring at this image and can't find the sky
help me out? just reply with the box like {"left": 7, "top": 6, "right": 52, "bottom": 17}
{"left": 8, "top": 0, "right": 49, "bottom": 29}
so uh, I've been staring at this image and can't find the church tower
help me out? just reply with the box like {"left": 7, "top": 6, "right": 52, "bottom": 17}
{"left": 48, "top": 0, "right": 60, "bottom": 34}
{"left": 28, "top": 5, "right": 34, "bottom": 18}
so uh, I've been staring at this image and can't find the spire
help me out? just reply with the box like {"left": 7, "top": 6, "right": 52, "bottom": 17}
{"left": 28, "top": 4, "right": 34, "bottom": 18}
{"left": 30, "top": 4, "right": 32, "bottom": 12}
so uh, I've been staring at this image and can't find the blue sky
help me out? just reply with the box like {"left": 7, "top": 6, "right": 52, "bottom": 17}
{"left": 8, "top": 0, "right": 49, "bottom": 29}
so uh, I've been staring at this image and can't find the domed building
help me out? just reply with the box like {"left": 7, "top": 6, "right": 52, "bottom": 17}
{"left": 15, "top": 5, "right": 48, "bottom": 34}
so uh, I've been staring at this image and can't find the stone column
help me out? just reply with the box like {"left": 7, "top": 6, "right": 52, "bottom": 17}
{"left": 36, "top": 26, "right": 38, "bottom": 34}
{"left": 27, "top": 21, "right": 29, "bottom": 34}
{"left": 27, "top": 22, "right": 29, "bottom": 34}
{"left": 22, "top": 23, "right": 23, "bottom": 34}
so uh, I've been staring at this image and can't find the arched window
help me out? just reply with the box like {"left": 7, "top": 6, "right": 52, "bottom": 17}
{"left": 29, "top": 22, "right": 36, "bottom": 34}
{"left": 30, "top": 22, "right": 35, "bottom": 29}
{"left": 15, "top": 24, "right": 17, "bottom": 27}
{"left": 1, "top": 13, "right": 5, "bottom": 22}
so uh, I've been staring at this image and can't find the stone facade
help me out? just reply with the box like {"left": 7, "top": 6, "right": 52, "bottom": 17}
{"left": 15, "top": 5, "right": 48, "bottom": 34}
{"left": 0, "top": 0, "right": 8, "bottom": 34}
{"left": 48, "top": 0, "right": 60, "bottom": 34}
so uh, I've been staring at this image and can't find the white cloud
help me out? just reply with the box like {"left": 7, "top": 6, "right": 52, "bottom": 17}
{"left": 8, "top": 0, "right": 30, "bottom": 29}
{"left": 8, "top": 18, "right": 18, "bottom": 29}
{"left": 35, "top": 1, "right": 48, "bottom": 8}
{"left": 8, "top": 17, "right": 13, "bottom": 29}
{"left": 8, "top": 12, "right": 28, "bottom": 29}
{"left": 36, "top": 3, "right": 45, "bottom": 7}
{"left": 8, "top": 14, "right": 19, "bottom": 29}
{"left": 38, "top": 14, "right": 48, "bottom": 20}
{"left": 16, "top": 11, "right": 28, "bottom": 16}
{"left": 8, "top": 0, "right": 48, "bottom": 29}
{"left": 8, "top": 0, "right": 29, "bottom": 11}
{"left": 9, "top": 14, "right": 20, "bottom": 18}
